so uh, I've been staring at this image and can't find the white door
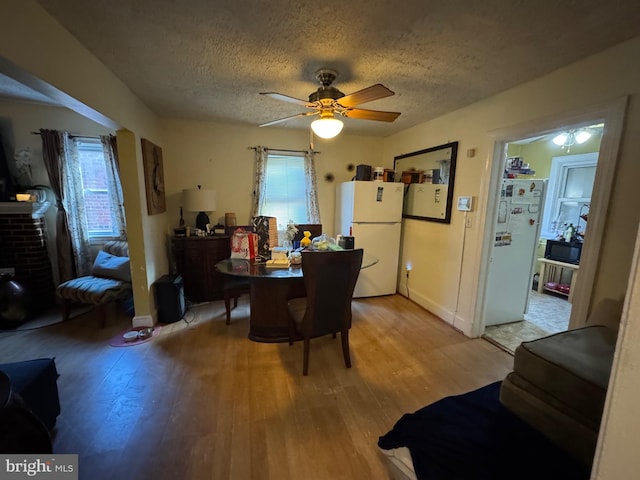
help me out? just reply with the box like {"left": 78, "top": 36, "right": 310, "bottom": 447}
{"left": 352, "top": 181, "right": 403, "bottom": 223}
{"left": 352, "top": 222, "right": 401, "bottom": 297}
{"left": 484, "top": 179, "right": 546, "bottom": 326}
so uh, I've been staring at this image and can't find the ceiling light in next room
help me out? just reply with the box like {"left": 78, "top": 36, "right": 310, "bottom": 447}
{"left": 552, "top": 129, "right": 592, "bottom": 152}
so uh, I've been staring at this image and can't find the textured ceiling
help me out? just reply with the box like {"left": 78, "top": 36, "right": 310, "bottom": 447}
{"left": 16, "top": 1, "right": 640, "bottom": 136}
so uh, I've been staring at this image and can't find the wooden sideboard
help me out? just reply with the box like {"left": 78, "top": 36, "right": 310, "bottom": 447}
{"left": 171, "top": 236, "right": 230, "bottom": 303}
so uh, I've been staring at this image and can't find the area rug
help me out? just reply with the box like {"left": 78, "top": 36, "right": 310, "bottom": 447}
{"left": 378, "top": 381, "right": 590, "bottom": 480}
{"left": 109, "top": 326, "right": 162, "bottom": 347}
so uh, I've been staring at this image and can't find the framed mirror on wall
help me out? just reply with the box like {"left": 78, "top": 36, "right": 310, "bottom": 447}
{"left": 394, "top": 141, "right": 459, "bottom": 223}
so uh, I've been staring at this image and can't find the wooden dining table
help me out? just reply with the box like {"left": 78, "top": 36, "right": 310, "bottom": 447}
{"left": 215, "top": 259, "right": 305, "bottom": 342}
{"left": 215, "top": 252, "right": 377, "bottom": 343}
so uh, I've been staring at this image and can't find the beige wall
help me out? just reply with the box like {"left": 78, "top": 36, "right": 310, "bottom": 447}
{"left": 0, "top": 100, "right": 114, "bottom": 283}
{"left": 0, "top": 0, "right": 167, "bottom": 319}
{"left": 383, "top": 35, "right": 640, "bottom": 337}
{"left": 160, "top": 119, "right": 384, "bottom": 242}
{"left": 506, "top": 134, "right": 602, "bottom": 179}
{"left": 593, "top": 223, "right": 640, "bottom": 477}
{"left": 2, "top": 2, "right": 638, "bottom": 335}
{"left": 1, "top": 1, "right": 639, "bottom": 474}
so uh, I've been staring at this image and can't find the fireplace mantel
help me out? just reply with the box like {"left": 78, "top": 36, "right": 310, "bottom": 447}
{"left": 0, "top": 201, "right": 52, "bottom": 218}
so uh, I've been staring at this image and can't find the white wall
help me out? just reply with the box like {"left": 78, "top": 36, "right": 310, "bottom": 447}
{"left": 383, "top": 36, "right": 640, "bottom": 338}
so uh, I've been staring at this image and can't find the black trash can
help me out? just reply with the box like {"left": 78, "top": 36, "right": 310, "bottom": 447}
{"left": 153, "top": 274, "right": 186, "bottom": 324}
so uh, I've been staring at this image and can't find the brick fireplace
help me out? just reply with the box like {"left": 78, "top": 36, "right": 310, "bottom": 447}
{"left": 0, "top": 202, "right": 55, "bottom": 314}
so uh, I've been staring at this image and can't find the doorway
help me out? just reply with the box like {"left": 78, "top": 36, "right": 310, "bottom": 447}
{"left": 481, "top": 124, "right": 602, "bottom": 353}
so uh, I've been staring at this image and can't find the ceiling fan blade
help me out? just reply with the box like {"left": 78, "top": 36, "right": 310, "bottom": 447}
{"left": 342, "top": 108, "right": 401, "bottom": 122}
{"left": 337, "top": 84, "right": 395, "bottom": 107}
{"left": 260, "top": 92, "right": 313, "bottom": 107}
{"left": 259, "top": 111, "right": 318, "bottom": 127}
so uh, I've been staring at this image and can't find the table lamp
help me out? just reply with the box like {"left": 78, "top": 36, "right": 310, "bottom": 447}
{"left": 183, "top": 185, "right": 216, "bottom": 232}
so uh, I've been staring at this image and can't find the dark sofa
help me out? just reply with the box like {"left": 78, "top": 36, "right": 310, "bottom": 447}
{"left": 0, "top": 357, "right": 61, "bottom": 430}
{"left": 499, "top": 298, "right": 623, "bottom": 467}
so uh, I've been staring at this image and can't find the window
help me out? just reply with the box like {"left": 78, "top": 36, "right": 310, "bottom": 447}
{"left": 252, "top": 148, "right": 320, "bottom": 231}
{"left": 259, "top": 153, "right": 309, "bottom": 227}
{"left": 73, "top": 138, "right": 125, "bottom": 240}
{"left": 541, "top": 153, "right": 597, "bottom": 239}
{"left": 76, "top": 140, "right": 113, "bottom": 237}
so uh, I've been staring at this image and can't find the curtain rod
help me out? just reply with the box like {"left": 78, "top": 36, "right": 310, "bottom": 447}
{"left": 30, "top": 131, "right": 101, "bottom": 140}
{"left": 247, "top": 146, "right": 320, "bottom": 154}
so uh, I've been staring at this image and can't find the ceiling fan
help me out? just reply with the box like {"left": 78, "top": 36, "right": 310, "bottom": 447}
{"left": 259, "top": 69, "right": 401, "bottom": 138}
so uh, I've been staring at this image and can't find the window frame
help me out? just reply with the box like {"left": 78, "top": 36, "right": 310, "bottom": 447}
{"left": 258, "top": 151, "right": 312, "bottom": 229}
{"left": 540, "top": 152, "right": 598, "bottom": 239}
{"left": 75, "top": 138, "right": 122, "bottom": 242}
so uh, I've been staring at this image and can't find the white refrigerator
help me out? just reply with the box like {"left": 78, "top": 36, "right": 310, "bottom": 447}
{"left": 484, "top": 178, "right": 546, "bottom": 326}
{"left": 335, "top": 181, "right": 404, "bottom": 297}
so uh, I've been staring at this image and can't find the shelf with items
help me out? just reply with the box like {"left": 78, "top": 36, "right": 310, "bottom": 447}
{"left": 536, "top": 258, "right": 579, "bottom": 303}
{"left": 543, "top": 284, "right": 571, "bottom": 297}
{"left": 504, "top": 156, "right": 536, "bottom": 178}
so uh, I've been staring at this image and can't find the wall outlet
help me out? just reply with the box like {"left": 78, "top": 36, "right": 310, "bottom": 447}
{"left": 0, "top": 267, "right": 15, "bottom": 276}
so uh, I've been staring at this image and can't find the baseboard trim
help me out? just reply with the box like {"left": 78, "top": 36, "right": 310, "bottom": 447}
{"left": 132, "top": 315, "right": 154, "bottom": 328}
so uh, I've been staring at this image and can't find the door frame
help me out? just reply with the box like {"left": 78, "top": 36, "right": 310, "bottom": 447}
{"left": 471, "top": 96, "right": 628, "bottom": 337}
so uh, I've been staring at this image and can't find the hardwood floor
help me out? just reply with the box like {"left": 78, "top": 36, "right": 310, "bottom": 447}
{"left": 0, "top": 295, "right": 513, "bottom": 480}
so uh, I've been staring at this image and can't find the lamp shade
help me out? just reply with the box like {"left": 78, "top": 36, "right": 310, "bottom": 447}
{"left": 182, "top": 188, "right": 216, "bottom": 212}
{"left": 311, "top": 117, "right": 344, "bottom": 139}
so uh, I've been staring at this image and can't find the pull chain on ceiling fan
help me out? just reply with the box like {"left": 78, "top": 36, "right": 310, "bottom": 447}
{"left": 259, "top": 69, "right": 401, "bottom": 139}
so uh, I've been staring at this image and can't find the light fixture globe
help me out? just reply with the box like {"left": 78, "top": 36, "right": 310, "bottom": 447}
{"left": 311, "top": 115, "right": 344, "bottom": 139}
{"left": 553, "top": 129, "right": 592, "bottom": 148}
{"left": 552, "top": 132, "right": 569, "bottom": 146}
{"left": 574, "top": 130, "right": 592, "bottom": 144}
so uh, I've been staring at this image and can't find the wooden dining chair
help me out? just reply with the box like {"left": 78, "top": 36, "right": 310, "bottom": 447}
{"left": 222, "top": 225, "right": 254, "bottom": 324}
{"left": 287, "top": 249, "right": 363, "bottom": 375}
{"left": 223, "top": 277, "right": 250, "bottom": 325}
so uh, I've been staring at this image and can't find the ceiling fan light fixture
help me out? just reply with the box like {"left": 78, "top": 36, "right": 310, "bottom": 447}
{"left": 311, "top": 117, "right": 344, "bottom": 139}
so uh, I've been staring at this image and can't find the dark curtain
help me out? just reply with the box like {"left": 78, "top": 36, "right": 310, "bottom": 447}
{"left": 0, "top": 133, "right": 14, "bottom": 197}
{"left": 100, "top": 134, "right": 127, "bottom": 239}
{"left": 39, "top": 129, "right": 75, "bottom": 282}
{"left": 108, "top": 134, "right": 119, "bottom": 171}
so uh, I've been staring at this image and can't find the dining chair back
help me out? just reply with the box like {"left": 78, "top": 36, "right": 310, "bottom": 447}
{"left": 222, "top": 225, "right": 254, "bottom": 323}
{"left": 292, "top": 224, "right": 323, "bottom": 244}
{"left": 287, "top": 248, "right": 363, "bottom": 375}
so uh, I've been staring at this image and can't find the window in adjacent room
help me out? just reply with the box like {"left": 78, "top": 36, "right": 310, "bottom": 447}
{"left": 252, "top": 147, "right": 320, "bottom": 231}
{"left": 72, "top": 137, "right": 126, "bottom": 241}
{"left": 540, "top": 152, "right": 597, "bottom": 239}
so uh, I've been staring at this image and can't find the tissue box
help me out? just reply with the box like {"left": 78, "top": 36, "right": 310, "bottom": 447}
{"left": 271, "top": 247, "right": 289, "bottom": 261}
